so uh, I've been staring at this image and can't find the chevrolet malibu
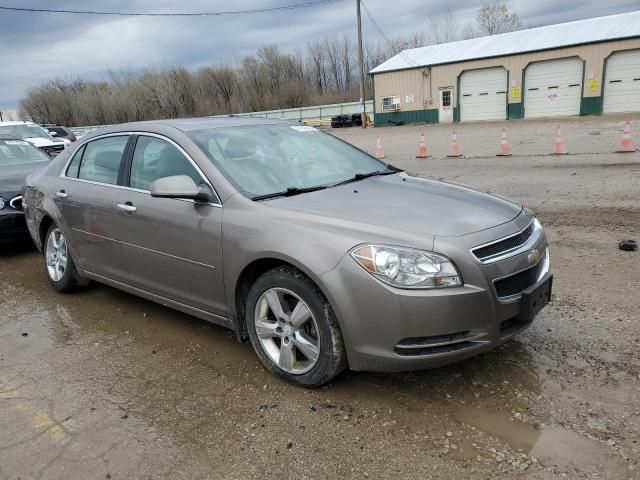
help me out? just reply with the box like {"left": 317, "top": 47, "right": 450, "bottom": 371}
{"left": 23, "top": 118, "right": 552, "bottom": 387}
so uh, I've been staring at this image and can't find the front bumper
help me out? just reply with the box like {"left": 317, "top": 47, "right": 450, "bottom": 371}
{"left": 0, "top": 211, "right": 30, "bottom": 244}
{"left": 319, "top": 214, "right": 551, "bottom": 372}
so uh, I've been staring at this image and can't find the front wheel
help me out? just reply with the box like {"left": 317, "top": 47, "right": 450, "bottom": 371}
{"left": 44, "top": 224, "right": 86, "bottom": 292}
{"left": 245, "top": 266, "right": 347, "bottom": 387}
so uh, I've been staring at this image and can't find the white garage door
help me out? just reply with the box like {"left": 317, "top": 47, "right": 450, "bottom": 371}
{"left": 603, "top": 50, "right": 640, "bottom": 114}
{"left": 460, "top": 68, "right": 507, "bottom": 122}
{"left": 524, "top": 58, "right": 583, "bottom": 118}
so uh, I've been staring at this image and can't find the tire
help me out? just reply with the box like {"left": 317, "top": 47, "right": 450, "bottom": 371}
{"left": 245, "top": 266, "right": 347, "bottom": 388}
{"left": 43, "top": 223, "right": 87, "bottom": 293}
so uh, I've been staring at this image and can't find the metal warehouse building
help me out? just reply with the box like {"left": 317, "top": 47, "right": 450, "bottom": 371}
{"left": 370, "top": 11, "right": 640, "bottom": 126}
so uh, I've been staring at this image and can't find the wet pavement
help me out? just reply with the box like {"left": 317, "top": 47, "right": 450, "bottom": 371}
{"left": 2, "top": 115, "right": 639, "bottom": 479}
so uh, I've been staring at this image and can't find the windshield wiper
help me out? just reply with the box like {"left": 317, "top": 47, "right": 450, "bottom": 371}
{"left": 332, "top": 164, "right": 403, "bottom": 187}
{"left": 252, "top": 185, "right": 328, "bottom": 201}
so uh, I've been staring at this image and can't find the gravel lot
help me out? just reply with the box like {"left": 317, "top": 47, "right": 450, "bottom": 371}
{"left": 1, "top": 114, "right": 639, "bottom": 480}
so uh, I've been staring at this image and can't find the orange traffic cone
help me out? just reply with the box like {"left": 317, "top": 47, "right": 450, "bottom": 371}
{"left": 375, "top": 137, "right": 385, "bottom": 159}
{"left": 552, "top": 123, "right": 568, "bottom": 155}
{"left": 496, "top": 128, "right": 512, "bottom": 157}
{"left": 616, "top": 120, "right": 636, "bottom": 153}
{"left": 416, "top": 132, "right": 430, "bottom": 158}
{"left": 447, "top": 130, "right": 463, "bottom": 158}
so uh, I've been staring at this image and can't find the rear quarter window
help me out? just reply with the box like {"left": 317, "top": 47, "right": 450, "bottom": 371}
{"left": 65, "top": 145, "right": 85, "bottom": 178}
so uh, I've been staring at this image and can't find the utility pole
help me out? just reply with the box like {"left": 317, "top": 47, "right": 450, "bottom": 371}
{"left": 356, "top": 0, "right": 366, "bottom": 128}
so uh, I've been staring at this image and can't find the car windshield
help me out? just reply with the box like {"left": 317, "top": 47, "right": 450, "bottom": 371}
{"left": 0, "top": 140, "right": 51, "bottom": 166}
{"left": 187, "top": 125, "right": 392, "bottom": 198}
{"left": 0, "top": 124, "right": 51, "bottom": 139}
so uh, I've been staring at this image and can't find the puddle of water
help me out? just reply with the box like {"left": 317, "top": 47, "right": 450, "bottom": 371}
{"left": 455, "top": 406, "right": 628, "bottom": 476}
{"left": 454, "top": 407, "right": 541, "bottom": 452}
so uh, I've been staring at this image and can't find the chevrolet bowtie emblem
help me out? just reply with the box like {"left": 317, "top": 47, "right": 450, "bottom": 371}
{"left": 528, "top": 248, "right": 541, "bottom": 265}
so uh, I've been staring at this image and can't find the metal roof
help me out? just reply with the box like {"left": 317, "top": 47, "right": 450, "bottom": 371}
{"left": 370, "top": 11, "right": 640, "bottom": 74}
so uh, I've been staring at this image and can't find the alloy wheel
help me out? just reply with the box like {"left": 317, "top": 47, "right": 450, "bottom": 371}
{"left": 45, "top": 228, "right": 68, "bottom": 282}
{"left": 254, "top": 287, "right": 320, "bottom": 374}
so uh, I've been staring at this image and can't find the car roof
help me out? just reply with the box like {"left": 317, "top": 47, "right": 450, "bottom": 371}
{"left": 105, "top": 116, "right": 296, "bottom": 133}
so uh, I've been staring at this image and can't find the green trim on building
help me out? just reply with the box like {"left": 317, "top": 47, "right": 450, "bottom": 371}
{"left": 507, "top": 102, "right": 524, "bottom": 119}
{"left": 453, "top": 106, "right": 460, "bottom": 122}
{"left": 374, "top": 109, "right": 438, "bottom": 127}
{"left": 580, "top": 96, "right": 603, "bottom": 115}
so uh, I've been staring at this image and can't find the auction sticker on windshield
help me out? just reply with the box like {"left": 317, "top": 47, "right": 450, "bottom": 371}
{"left": 290, "top": 125, "right": 318, "bottom": 132}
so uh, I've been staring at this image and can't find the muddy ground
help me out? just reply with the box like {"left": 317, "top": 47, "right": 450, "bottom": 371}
{"left": 1, "top": 114, "right": 639, "bottom": 479}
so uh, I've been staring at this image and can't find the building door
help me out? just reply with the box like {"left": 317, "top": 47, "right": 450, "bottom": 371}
{"left": 603, "top": 50, "right": 640, "bottom": 114}
{"left": 460, "top": 68, "right": 507, "bottom": 122}
{"left": 439, "top": 88, "right": 454, "bottom": 123}
{"left": 524, "top": 58, "right": 583, "bottom": 118}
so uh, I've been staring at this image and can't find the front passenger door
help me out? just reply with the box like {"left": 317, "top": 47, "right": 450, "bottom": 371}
{"left": 116, "top": 134, "right": 226, "bottom": 316}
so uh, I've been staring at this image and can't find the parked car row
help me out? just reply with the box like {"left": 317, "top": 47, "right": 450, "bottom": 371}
{"left": 5, "top": 117, "right": 553, "bottom": 388}
{"left": 0, "top": 121, "right": 73, "bottom": 157}
{"left": 331, "top": 114, "right": 363, "bottom": 128}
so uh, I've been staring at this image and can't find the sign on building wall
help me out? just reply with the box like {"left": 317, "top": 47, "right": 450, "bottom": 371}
{"left": 405, "top": 95, "right": 415, "bottom": 104}
{"left": 589, "top": 79, "right": 599, "bottom": 92}
{"left": 511, "top": 87, "right": 521, "bottom": 100}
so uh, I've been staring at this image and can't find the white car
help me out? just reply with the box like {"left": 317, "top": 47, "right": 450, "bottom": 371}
{"left": 0, "top": 121, "right": 70, "bottom": 157}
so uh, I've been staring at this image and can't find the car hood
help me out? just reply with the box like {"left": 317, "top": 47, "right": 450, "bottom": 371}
{"left": 0, "top": 162, "right": 49, "bottom": 195}
{"left": 24, "top": 137, "right": 58, "bottom": 147}
{"left": 267, "top": 173, "right": 522, "bottom": 237}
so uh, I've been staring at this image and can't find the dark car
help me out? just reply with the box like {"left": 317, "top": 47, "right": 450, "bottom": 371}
{"left": 43, "top": 125, "right": 78, "bottom": 143}
{"left": 0, "top": 135, "right": 51, "bottom": 244}
{"left": 331, "top": 114, "right": 353, "bottom": 128}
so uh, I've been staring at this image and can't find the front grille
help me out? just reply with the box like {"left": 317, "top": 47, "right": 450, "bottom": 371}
{"left": 9, "top": 195, "right": 22, "bottom": 211}
{"left": 473, "top": 222, "right": 535, "bottom": 261}
{"left": 494, "top": 259, "right": 545, "bottom": 298}
{"left": 395, "top": 331, "right": 488, "bottom": 356}
{"left": 40, "top": 145, "right": 65, "bottom": 156}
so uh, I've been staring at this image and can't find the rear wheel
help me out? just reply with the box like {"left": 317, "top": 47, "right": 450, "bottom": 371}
{"left": 246, "top": 266, "right": 347, "bottom": 387}
{"left": 44, "top": 224, "right": 86, "bottom": 292}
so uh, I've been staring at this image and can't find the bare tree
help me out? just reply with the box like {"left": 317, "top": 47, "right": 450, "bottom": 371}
{"left": 19, "top": 29, "right": 441, "bottom": 125}
{"left": 461, "top": 24, "right": 479, "bottom": 40}
{"left": 476, "top": 2, "right": 522, "bottom": 36}
{"left": 429, "top": 8, "right": 460, "bottom": 44}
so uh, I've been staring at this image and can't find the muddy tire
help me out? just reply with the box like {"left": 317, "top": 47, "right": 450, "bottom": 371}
{"left": 245, "top": 266, "right": 347, "bottom": 388}
{"left": 44, "top": 224, "right": 87, "bottom": 293}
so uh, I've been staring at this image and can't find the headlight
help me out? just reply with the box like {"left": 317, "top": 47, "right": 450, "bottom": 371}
{"left": 350, "top": 244, "right": 462, "bottom": 289}
{"left": 0, "top": 197, "right": 5, "bottom": 210}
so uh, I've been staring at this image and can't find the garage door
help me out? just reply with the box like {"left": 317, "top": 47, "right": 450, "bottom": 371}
{"left": 603, "top": 50, "right": 640, "bottom": 114}
{"left": 460, "top": 68, "right": 507, "bottom": 122}
{"left": 524, "top": 58, "right": 583, "bottom": 118}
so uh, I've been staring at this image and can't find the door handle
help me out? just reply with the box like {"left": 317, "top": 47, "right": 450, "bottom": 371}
{"left": 55, "top": 190, "right": 68, "bottom": 199}
{"left": 116, "top": 202, "right": 137, "bottom": 213}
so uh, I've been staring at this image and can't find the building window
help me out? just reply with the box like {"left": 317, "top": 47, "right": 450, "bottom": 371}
{"left": 382, "top": 96, "right": 401, "bottom": 111}
{"left": 441, "top": 90, "right": 451, "bottom": 107}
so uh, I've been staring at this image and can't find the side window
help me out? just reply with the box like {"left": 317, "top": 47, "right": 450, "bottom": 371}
{"left": 78, "top": 136, "right": 129, "bottom": 185}
{"left": 130, "top": 136, "right": 202, "bottom": 191}
{"left": 65, "top": 145, "right": 85, "bottom": 178}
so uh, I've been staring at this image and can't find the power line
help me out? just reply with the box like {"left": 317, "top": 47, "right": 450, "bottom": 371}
{"left": 360, "top": 0, "right": 420, "bottom": 67}
{"left": 0, "top": 0, "right": 344, "bottom": 17}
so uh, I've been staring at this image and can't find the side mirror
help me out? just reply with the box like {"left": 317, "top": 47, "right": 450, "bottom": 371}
{"left": 150, "top": 175, "right": 213, "bottom": 203}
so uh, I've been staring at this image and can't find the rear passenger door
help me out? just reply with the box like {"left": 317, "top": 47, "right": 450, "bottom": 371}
{"left": 56, "top": 135, "right": 130, "bottom": 282}
{"left": 116, "top": 134, "right": 226, "bottom": 316}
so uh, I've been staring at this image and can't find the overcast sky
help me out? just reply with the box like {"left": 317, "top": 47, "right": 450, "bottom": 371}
{"left": 1, "top": 0, "right": 638, "bottom": 111}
